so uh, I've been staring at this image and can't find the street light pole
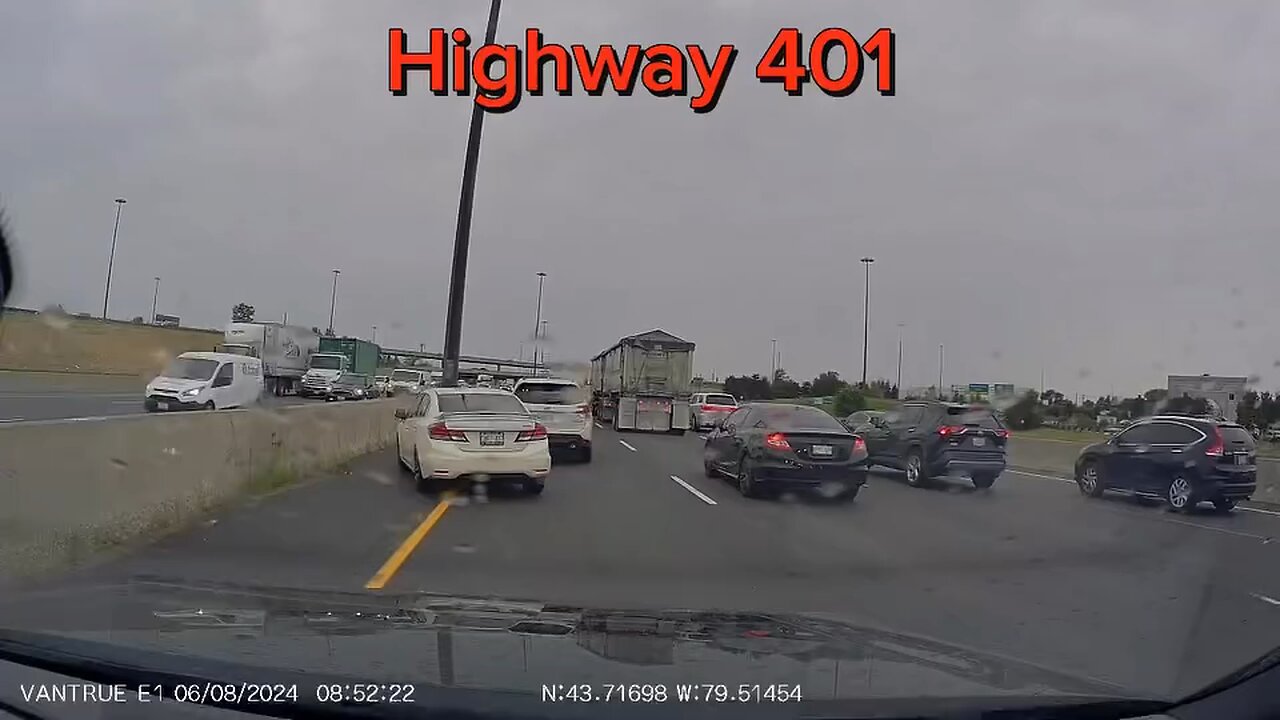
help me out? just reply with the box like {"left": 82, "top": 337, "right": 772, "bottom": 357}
{"left": 372, "top": 325, "right": 378, "bottom": 343}
{"left": 859, "top": 257, "right": 874, "bottom": 388}
{"left": 938, "top": 344, "right": 945, "bottom": 399}
{"left": 151, "top": 276, "right": 160, "bottom": 324}
{"left": 533, "top": 271, "right": 546, "bottom": 372}
{"left": 538, "top": 320, "right": 548, "bottom": 369}
{"left": 440, "top": 0, "right": 504, "bottom": 388}
{"left": 770, "top": 338, "right": 777, "bottom": 381}
{"left": 101, "top": 198, "right": 127, "bottom": 319}
{"left": 327, "top": 269, "right": 340, "bottom": 335}
{"left": 896, "top": 322, "right": 904, "bottom": 397}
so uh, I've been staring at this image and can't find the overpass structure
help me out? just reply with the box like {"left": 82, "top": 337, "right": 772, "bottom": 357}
{"left": 381, "top": 347, "right": 546, "bottom": 381}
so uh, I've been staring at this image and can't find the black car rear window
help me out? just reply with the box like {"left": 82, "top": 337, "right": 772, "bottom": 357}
{"left": 754, "top": 406, "right": 846, "bottom": 432}
{"left": 1219, "top": 426, "right": 1256, "bottom": 449}
{"left": 945, "top": 407, "right": 1003, "bottom": 429}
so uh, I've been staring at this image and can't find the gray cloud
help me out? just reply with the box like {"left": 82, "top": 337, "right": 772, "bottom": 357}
{"left": 2, "top": 0, "right": 1277, "bottom": 397}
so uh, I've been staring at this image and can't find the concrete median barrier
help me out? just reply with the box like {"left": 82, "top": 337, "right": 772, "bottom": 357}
{"left": 1009, "top": 436, "right": 1280, "bottom": 508}
{"left": 1, "top": 398, "right": 410, "bottom": 583}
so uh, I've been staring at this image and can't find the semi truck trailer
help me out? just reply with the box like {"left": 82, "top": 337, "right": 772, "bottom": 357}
{"left": 589, "top": 329, "right": 694, "bottom": 434}
{"left": 217, "top": 322, "right": 319, "bottom": 396}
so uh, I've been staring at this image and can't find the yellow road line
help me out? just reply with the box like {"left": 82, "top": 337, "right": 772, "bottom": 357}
{"left": 365, "top": 492, "right": 454, "bottom": 590}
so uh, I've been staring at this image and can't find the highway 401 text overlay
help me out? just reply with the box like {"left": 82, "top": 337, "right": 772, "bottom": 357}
{"left": 389, "top": 27, "right": 896, "bottom": 113}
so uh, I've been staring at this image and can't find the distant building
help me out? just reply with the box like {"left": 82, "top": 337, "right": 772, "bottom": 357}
{"left": 1167, "top": 374, "right": 1247, "bottom": 422}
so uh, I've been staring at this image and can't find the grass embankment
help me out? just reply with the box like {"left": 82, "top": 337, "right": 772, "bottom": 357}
{"left": 0, "top": 308, "right": 221, "bottom": 377}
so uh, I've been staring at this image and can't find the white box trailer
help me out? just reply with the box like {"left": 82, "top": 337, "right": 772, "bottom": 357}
{"left": 219, "top": 322, "right": 320, "bottom": 396}
{"left": 590, "top": 329, "right": 694, "bottom": 434}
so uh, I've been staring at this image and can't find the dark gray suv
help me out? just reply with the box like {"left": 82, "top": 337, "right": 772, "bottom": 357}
{"left": 852, "top": 401, "right": 1009, "bottom": 489}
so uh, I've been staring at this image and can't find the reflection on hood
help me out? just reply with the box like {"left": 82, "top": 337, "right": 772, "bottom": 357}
{"left": 0, "top": 578, "right": 1121, "bottom": 702}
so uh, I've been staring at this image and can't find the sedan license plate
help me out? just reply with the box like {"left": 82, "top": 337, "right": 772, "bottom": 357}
{"left": 1235, "top": 454, "right": 1248, "bottom": 465}
{"left": 811, "top": 444, "right": 833, "bottom": 457}
{"left": 479, "top": 432, "right": 504, "bottom": 447}
{"left": 157, "top": 402, "right": 169, "bottom": 411}
{"left": 972, "top": 437, "right": 986, "bottom": 447}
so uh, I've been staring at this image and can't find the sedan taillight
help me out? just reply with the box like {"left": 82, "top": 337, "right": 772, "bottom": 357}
{"left": 854, "top": 436, "right": 867, "bottom": 453}
{"left": 428, "top": 422, "right": 468, "bottom": 442}
{"left": 765, "top": 432, "right": 792, "bottom": 451}
{"left": 516, "top": 424, "right": 548, "bottom": 442}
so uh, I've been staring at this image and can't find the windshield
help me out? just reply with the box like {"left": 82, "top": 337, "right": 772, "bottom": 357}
{"left": 308, "top": 355, "right": 343, "bottom": 370}
{"left": 515, "top": 382, "right": 585, "bottom": 405}
{"left": 438, "top": 393, "right": 528, "bottom": 414}
{"left": 7, "top": 2, "right": 1280, "bottom": 713}
{"left": 160, "top": 357, "right": 219, "bottom": 381}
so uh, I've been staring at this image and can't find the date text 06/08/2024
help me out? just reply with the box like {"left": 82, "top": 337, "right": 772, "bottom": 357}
{"left": 541, "top": 684, "right": 803, "bottom": 704}
{"left": 389, "top": 27, "right": 896, "bottom": 113}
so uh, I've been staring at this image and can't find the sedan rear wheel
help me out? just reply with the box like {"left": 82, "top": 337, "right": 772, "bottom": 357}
{"left": 736, "top": 458, "right": 760, "bottom": 498}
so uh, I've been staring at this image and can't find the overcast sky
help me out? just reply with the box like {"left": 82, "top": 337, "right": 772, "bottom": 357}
{"left": 2, "top": 0, "right": 1277, "bottom": 398}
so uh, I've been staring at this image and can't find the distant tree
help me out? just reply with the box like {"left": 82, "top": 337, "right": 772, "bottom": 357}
{"left": 1003, "top": 390, "right": 1043, "bottom": 430}
{"left": 810, "top": 371, "right": 845, "bottom": 398}
{"left": 832, "top": 387, "right": 867, "bottom": 417}
{"left": 1163, "top": 395, "right": 1211, "bottom": 416}
{"left": 770, "top": 368, "right": 801, "bottom": 398}
{"left": 1143, "top": 388, "right": 1168, "bottom": 403}
{"left": 1040, "top": 389, "right": 1065, "bottom": 406}
{"left": 232, "top": 303, "right": 255, "bottom": 322}
{"left": 725, "top": 374, "right": 772, "bottom": 400}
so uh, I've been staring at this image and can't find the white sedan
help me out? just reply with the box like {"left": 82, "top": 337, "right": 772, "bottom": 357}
{"left": 395, "top": 387, "right": 551, "bottom": 495}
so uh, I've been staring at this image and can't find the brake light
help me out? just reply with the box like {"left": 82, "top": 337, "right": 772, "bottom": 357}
{"left": 938, "top": 425, "right": 966, "bottom": 437}
{"left": 516, "top": 424, "right": 548, "bottom": 442}
{"left": 854, "top": 436, "right": 867, "bottom": 453}
{"left": 1204, "top": 427, "right": 1224, "bottom": 458}
{"left": 427, "top": 422, "right": 469, "bottom": 442}
{"left": 575, "top": 403, "right": 589, "bottom": 416}
{"left": 995, "top": 429, "right": 1010, "bottom": 439}
{"left": 765, "top": 432, "right": 792, "bottom": 450}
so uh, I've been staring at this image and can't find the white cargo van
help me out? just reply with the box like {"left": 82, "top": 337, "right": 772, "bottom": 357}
{"left": 145, "top": 351, "right": 265, "bottom": 411}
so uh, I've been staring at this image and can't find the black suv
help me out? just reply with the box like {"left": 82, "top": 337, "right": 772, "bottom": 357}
{"left": 1073, "top": 415, "right": 1256, "bottom": 512}
{"left": 852, "top": 401, "right": 1009, "bottom": 488}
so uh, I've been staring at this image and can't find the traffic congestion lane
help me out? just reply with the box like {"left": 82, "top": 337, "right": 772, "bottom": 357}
{"left": 583, "top": 427, "right": 1280, "bottom": 697}
{"left": 11, "top": 424, "right": 1280, "bottom": 699}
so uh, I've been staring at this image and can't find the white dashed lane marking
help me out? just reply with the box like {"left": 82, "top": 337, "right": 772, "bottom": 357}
{"left": 618, "top": 440, "right": 638, "bottom": 452}
{"left": 669, "top": 475, "right": 717, "bottom": 505}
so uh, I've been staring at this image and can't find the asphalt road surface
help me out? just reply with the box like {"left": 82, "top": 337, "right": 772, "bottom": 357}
{"left": 0, "top": 374, "right": 317, "bottom": 422}
{"left": 15, "top": 426, "right": 1280, "bottom": 700}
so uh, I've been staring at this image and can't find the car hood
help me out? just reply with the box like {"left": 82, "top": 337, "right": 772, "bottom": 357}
{"left": 0, "top": 579, "right": 1131, "bottom": 709}
{"left": 146, "top": 377, "right": 209, "bottom": 393}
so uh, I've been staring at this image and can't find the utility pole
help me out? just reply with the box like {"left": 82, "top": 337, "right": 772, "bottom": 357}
{"left": 859, "top": 257, "right": 875, "bottom": 388}
{"left": 101, "top": 198, "right": 127, "bottom": 319}
{"left": 440, "top": 0, "right": 504, "bottom": 387}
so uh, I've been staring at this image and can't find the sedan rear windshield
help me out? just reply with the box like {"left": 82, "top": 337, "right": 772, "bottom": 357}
{"left": 515, "top": 383, "right": 585, "bottom": 405}
{"left": 438, "top": 393, "right": 528, "bottom": 414}
{"left": 754, "top": 406, "right": 847, "bottom": 432}
{"left": 1219, "top": 426, "right": 1256, "bottom": 449}
{"left": 946, "top": 407, "right": 1003, "bottom": 429}
{"left": 704, "top": 394, "right": 737, "bottom": 406}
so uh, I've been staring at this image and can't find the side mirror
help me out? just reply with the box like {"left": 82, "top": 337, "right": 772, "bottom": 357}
{"left": 394, "top": 408, "right": 411, "bottom": 420}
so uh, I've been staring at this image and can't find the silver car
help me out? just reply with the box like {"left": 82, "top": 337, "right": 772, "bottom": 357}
{"left": 689, "top": 392, "right": 739, "bottom": 431}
